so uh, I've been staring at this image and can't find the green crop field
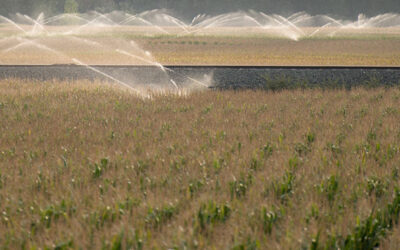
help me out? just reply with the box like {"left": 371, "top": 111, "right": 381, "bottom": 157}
{"left": 1, "top": 80, "right": 400, "bottom": 249}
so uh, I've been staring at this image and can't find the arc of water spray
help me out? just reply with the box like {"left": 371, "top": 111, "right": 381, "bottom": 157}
{"left": 258, "top": 12, "right": 301, "bottom": 40}
{"left": 0, "top": 30, "right": 146, "bottom": 97}
{"left": 65, "top": 36, "right": 196, "bottom": 91}
{"left": 19, "top": 31, "right": 149, "bottom": 97}
{"left": 314, "top": 16, "right": 345, "bottom": 37}
{"left": 165, "top": 68, "right": 209, "bottom": 88}
{"left": 1, "top": 37, "right": 69, "bottom": 63}
{"left": 327, "top": 23, "right": 349, "bottom": 37}
{"left": 52, "top": 35, "right": 181, "bottom": 93}
{"left": 208, "top": 14, "right": 262, "bottom": 27}
{"left": 2, "top": 38, "right": 33, "bottom": 53}
{"left": 273, "top": 15, "right": 305, "bottom": 35}
{"left": 91, "top": 11, "right": 119, "bottom": 25}
{"left": 72, "top": 58, "right": 144, "bottom": 96}
{"left": 61, "top": 34, "right": 179, "bottom": 92}
{"left": 162, "top": 14, "right": 189, "bottom": 33}
{"left": 68, "top": 35, "right": 103, "bottom": 47}
{"left": 62, "top": 17, "right": 99, "bottom": 35}
{"left": 1, "top": 37, "right": 55, "bottom": 54}
{"left": 194, "top": 11, "right": 267, "bottom": 30}
{"left": 115, "top": 48, "right": 166, "bottom": 72}
{"left": 115, "top": 49, "right": 178, "bottom": 89}
{"left": 63, "top": 14, "right": 118, "bottom": 35}
{"left": 119, "top": 14, "right": 170, "bottom": 34}
{"left": 288, "top": 12, "right": 310, "bottom": 22}
{"left": 163, "top": 67, "right": 209, "bottom": 88}
{"left": 308, "top": 22, "right": 333, "bottom": 37}
{"left": 190, "top": 14, "right": 207, "bottom": 26}
{"left": 23, "top": 14, "right": 49, "bottom": 36}
{"left": 365, "top": 14, "right": 397, "bottom": 27}
{"left": 187, "top": 13, "right": 240, "bottom": 35}
{"left": 203, "top": 14, "right": 240, "bottom": 27}
{"left": 191, "top": 14, "right": 225, "bottom": 29}
{"left": 0, "top": 15, "right": 28, "bottom": 34}
{"left": 43, "top": 13, "right": 91, "bottom": 26}
{"left": 243, "top": 15, "right": 266, "bottom": 28}
{"left": 321, "top": 15, "right": 343, "bottom": 26}
{"left": 116, "top": 49, "right": 208, "bottom": 88}
{"left": 163, "top": 65, "right": 210, "bottom": 88}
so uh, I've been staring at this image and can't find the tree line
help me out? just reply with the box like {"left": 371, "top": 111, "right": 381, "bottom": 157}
{"left": 2, "top": 0, "right": 399, "bottom": 20}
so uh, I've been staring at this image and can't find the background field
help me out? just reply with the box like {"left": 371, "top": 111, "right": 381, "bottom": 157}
{"left": 139, "top": 36, "right": 400, "bottom": 66}
{"left": 1, "top": 80, "right": 400, "bottom": 249}
{"left": 1, "top": 26, "right": 400, "bottom": 66}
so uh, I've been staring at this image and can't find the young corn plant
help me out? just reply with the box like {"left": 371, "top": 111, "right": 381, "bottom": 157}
{"left": 145, "top": 204, "right": 177, "bottom": 229}
{"left": 196, "top": 201, "right": 231, "bottom": 232}
{"left": 53, "top": 239, "right": 74, "bottom": 250}
{"left": 261, "top": 206, "right": 282, "bottom": 234}
{"left": 272, "top": 171, "right": 295, "bottom": 202}
{"left": 89, "top": 206, "right": 119, "bottom": 230}
{"left": 229, "top": 173, "right": 253, "bottom": 200}
{"left": 39, "top": 200, "right": 76, "bottom": 229}
{"left": 314, "top": 188, "right": 400, "bottom": 249}
{"left": 232, "top": 237, "right": 259, "bottom": 250}
{"left": 306, "top": 131, "right": 316, "bottom": 145}
{"left": 261, "top": 143, "right": 274, "bottom": 159}
{"left": 366, "top": 176, "right": 388, "bottom": 198}
{"left": 294, "top": 142, "right": 310, "bottom": 156}
{"left": 125, "top": 229, "right": 143, "bottom": 250}
{"left": 92, "top": 158, "right": 109, "bottom": 179}
{"left": 187, "top": 179, "right": 204, "bottom": 199}
{"left": 317, "top": 175, "right": 340, "bottom": 203}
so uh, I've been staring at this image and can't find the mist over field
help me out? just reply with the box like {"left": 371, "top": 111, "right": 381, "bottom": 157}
{"left": 1, "top": 0, "right": 399, "bottom": 19}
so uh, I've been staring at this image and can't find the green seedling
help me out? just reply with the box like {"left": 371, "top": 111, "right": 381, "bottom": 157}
{"left": 196, "top": 201, "right": 231, "bottom": 231}
{"left": 261, "top": 143, "right": 273, "bottom": 158}
{"left": 232, "top": 237, "right": 259, "bottom": 250}
{"left": 294, "top": 142, "right": 310, "bottom": 156}
{"left": 230, "top": 174, "right": 253, "bottom": 199}
{"left": 326, "top": 142, "right": 342, "bottom": 157}
{"left": 145, "top": 204, "right": 176, "bottom": 229}
{"left": 40, "top": 200, "right": 76, "bottom": 229}
{"left": 317, "top": 175, "right": 339, "bottom": 203}
{"left": 366, "top": 176, "right": 388, "bottom": 198}
{"left": 261, "top": 206, "right": 281, "bottom": 234}
{"left": 306, "top": 131, "right": 315, "bottom": 144}
{"left": 188, "top": 180, "right": 204, "bottom": 198}
{"left": 92, "top": 158, "right": 109, "bottom": 179}
{"left": 273, "top": 171, "right": 295, "bottom": 202}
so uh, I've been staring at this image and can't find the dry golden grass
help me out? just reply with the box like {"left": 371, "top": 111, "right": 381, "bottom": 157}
{"left": 1, "top": 80, "right": 400, "bottom": 249}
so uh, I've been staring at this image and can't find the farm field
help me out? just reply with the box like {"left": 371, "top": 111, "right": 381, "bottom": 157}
{"left": 137, "top": 36, "right": 400, "bottom": 66}
{"left": 1, "top": 26, "right": 400, "bottom": 66}
{"left": 1, "top": 80, "right": 400, "bottom": 249}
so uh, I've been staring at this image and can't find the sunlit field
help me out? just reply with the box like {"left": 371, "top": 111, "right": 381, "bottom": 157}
{"left": 2, "top": 11, "right": 400, "bottom": 65}
{"left": 139, "top": 35, "right": 400, "bottom": 66}
{"left": 1, "top": 10, "right": 400, "bottom": 249}
{"left": 1, "top": 80, "right": 400, "bottom": 249}
{"left": 1, "top": 25, "right": 400, "bottom": 65}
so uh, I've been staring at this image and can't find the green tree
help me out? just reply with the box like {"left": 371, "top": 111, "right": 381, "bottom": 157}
{"left": 64, "top": 0, "right": 79, "bottom": 13}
